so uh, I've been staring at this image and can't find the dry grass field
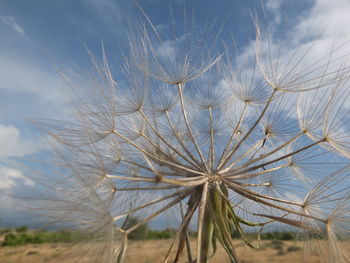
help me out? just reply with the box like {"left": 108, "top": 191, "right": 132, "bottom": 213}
{"left": 0, "top": 239, "right": 328, "bottom": 263}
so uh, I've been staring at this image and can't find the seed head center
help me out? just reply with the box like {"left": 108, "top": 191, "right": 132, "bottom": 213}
{"left": 208, "top": 173, "right": 221, "bottom": 183}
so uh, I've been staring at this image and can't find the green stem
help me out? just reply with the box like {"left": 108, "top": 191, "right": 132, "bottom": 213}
{"left": 199, "top": 206, "right": 214, "bottom": 263}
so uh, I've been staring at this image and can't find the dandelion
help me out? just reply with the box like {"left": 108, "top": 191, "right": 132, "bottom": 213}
{"left": 33, "top": 9, "right": 350, "bottom": 263}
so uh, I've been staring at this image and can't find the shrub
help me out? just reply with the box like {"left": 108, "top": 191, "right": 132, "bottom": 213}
{"left": 123, "top": 217, "right": 149, "bottom": 240}
{"left": 260, "top": 231, "right": 296, "bottom": 240}
{"left": 15, "top": 226, "right": 27, "bottom": 233}
{"left": 0, "top": 228, "right": 12, "bottom": 234}
{"left": 1, "top": 229, "right": 89, "bottom": 246}
{"left": 287, "top": 245, "right": 302, "bottom": 252}
{"left": 146, "top": 230, "right": 173, "bottom": 239}
{"left": 2, "top": 233, "right": 18, "bottom": 246}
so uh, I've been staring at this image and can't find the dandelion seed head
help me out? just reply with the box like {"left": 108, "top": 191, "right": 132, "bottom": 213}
{"left": 29, "top": 7, "right": 350, "bottom": 263}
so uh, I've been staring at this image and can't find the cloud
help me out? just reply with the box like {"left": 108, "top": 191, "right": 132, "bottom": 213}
{"left": 301, "top": 0, "right": 350, "bottom": 37}
{"left": 0, "top": 124, "right": 45, "bottom": 158}
{"left": 265, "top": 0, "right": 284, "bottom": 24}
{"left": 0, "top": 166, "right": 34, "bottom": 190}
{"left": 0, "top": 53, "right": 69, "bottom": 106}
{"left": 236, "top": 0, "right": 350, "bottom": 91}
{"left": 0, "top": 15, "right": 28, "bottom": 39}
{"left": 0, "top": 125, "right": 43, "bottom": 215}
{"left": 0, "top": 166, "right": 35, "bottom": 223}
{"left": 281, "top": 0, "right": 350, "bottom": 50}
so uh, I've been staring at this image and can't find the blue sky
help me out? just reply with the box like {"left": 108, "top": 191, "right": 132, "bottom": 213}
{"left": 1, "top": 0, "right": 350, "bottom": 228}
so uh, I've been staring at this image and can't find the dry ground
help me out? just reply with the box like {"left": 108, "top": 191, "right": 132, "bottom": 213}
{"left": 0, "top": 239, "right": 328, "bottom": 263}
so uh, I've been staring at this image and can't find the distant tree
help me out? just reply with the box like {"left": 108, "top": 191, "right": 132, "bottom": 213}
{"left": 123, "top": 217, "right": 148, "bottom": 240}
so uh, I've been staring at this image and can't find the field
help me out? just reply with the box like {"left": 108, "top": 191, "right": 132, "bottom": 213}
{"left": 0, "top": 239, "right": 327, "bottom": 263}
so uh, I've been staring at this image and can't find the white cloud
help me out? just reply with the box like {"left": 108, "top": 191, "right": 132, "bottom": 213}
{"left": 291, "top": 0, "right": 350, "bottom": 54}
{"left": 303, "top": 0, "right": 350, "bottom": 36}
{"left": 236, "top": 0, "right": 350, "bottom": 90}
{"left": 0, "top": 15, "right": 28, "bottom": 39}
{"left": 0, "top": 166, "right": 34, "bottom": 214}
{"left": 0, "top": 124, "right": 45, "bottom": 158}
{"left": 0, "top": 166, "right": 34, "bottom": 190}
{"left": 265, "top": 0, "right": 283, "bottom": 24}
{"left": 0, "top": 53, "right": 69, "bottom": 106}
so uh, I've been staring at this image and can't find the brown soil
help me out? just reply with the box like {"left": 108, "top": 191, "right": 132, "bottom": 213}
{"left": 0, "top": 239, "right": 326, "bottom": 263}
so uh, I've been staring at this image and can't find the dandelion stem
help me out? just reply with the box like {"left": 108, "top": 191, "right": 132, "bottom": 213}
{"left": 196, "top": 181, "right": 209, "bottom": 263}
